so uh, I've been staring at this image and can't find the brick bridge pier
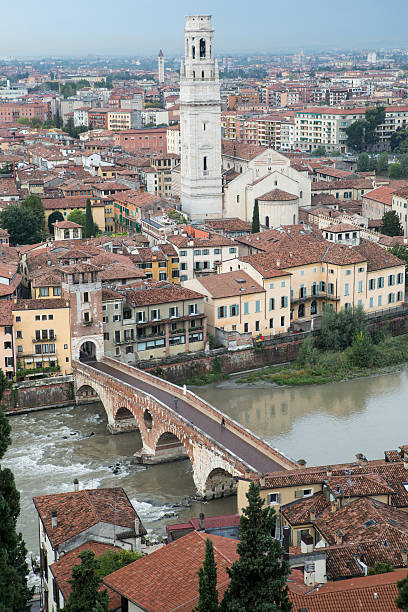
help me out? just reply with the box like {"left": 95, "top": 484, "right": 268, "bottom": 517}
{"left": 73, "top": 356, "right": 296, "bottom": 499}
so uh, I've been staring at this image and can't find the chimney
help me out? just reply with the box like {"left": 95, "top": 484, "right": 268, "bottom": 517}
{"left": 301, "top": 532, "right": 314, "bottom": 554}
{"left": 404, "top": 459, "right": 408, "bottom": 471}
{"left": 355, "top": 453, "right": 367, "bottom": 465}
{"left": 73, "top": 478, "right": 79, "bottom": 492}
{"left": 309, "top": 511, "right": 316, "bottom": 522}
{"left": 199, "top": 513, "right": 205, "bottom": 531}
{"left": 51, "top": 510, "right": 58, "bottom": 529}
{"left": 401, "top": 550, "right": 408, "bottom": 566}
{"left": 331, "top": 500, "right": 338, "bottom": 514}
{"left": 334, "top": 530, "right": 343, "bottom": 545}
{"left": 297, "top": 459, "right": 307, "bottom": 469}
{"left": 135, "top": 518, "right": 140, "bottom": 537}
{"left": 282, "top": 526, "right": 291, "bottom": 557}
{"left": 326, "top": 466, "right": 333, "bottom": 477}
{"left": 259, "top": 475, "right": 266, "bottom": 487}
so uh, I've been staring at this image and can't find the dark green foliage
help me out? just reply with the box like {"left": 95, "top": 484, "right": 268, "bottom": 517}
{"left": 347, "top": 330, "right": 374, "bottom": 368}
{"left": 319, "top": 306, "right": 367, "bottom": 352}
{"left": 64, "top": 550, "right": 109, "bottom": 612}
{"left": 48, "top": 210, "right": 64, "bottom": 234}
{"left": 67, "top": 209, "right": 87, "bottom": 228}
{"left": 367, "top": 560, "right": 393, "bottom": 575}
{"left": 388, "top": 243, "right": 408, "bottom": 271}
{"left": 220, "top": 482, "right": 292, "bottom": 612}
{"left": 346, "top": 107, "right": 385, "bottom": 151}
{"left": 357, "top": 152, "right": 370, "bottom": 172}
{"left": 0, "top": 393, "right": 32, "bottom": 611}
{"left": 95, "top": 549, "right": 143, "bottom": 581}
{"left": 85, "top": 199, "right": 98, "bottom": 238}
{"left": 252, "top": 199, "right": 260, "bottom": 234}
{"left": 64, "top": 118, "right": 89, "bottom": 139}
{"left": 390, "top": 128, "right": 408, "bottom": 154}
{"left": 345, "top": 119, "right": 368, "bottom": 152}
{"left": 296, "top": 336, "right": 319, "bottom": 368}
{"left": 21, "top": 194, "right": 45, "bottom": 233}
{"left": 400, "top": 154, "right": 408, "bottom": 177}
{"left": 376, "top": 152, "right": 389, "bottom": 176}
{"left": 389, "top": 163, "right": 403, "bottom": 179}
{"left": 380, "top": 210, "right": 404, "bottom": 237}
{"left": 311, "top": 146, "right": 326, "bottom": 157}
{"left": 194, "top": 539, "right": 219, "bottom": 612}
{"left": 0, "top": 205, "right": 42, "bottom": 245}
{"left": 397, "top": 572, "right": 408, "bottom": 610}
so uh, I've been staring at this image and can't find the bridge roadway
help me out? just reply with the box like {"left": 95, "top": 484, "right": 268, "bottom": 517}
{"left": 88, "top": 360, "right": 287, "bottom": 474}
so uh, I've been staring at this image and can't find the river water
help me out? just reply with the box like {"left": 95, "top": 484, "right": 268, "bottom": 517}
{"left": 3, "top": 367, "right": 408, "bottom": 573}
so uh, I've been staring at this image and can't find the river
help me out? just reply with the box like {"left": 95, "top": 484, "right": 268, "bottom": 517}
{"left": 3, "top": 367, "right": 408, "bottom": 575}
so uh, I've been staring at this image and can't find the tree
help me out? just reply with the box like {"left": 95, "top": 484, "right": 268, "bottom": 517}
{"left": 376, "top": 152, "right": 389, "bottom": 176}
{"left": 0, "top": 381, "right": 33, "bottom": 611}
{"left": 346, "top": 107, "right": 385, "bottom": 152}
{"left": 367, "top": 560, "right": 393, "bottom": 575}
{"left": 319, "top": 306, "right": 367, "bottom": 352}
{"left": 400, "top": 153, "right": 408, "bottom": 177}
{"left": 389, "top": 163, "right": 403, "bottom": 179}
{"left": 357, "top": 152, "right": 370, "bottom": 172}
{"left": 251, "top": 199, "right": 260, "bottom": 234}
{"left": 388, "top": 243, "right": 408, "bottom": 273}
{"left": 194, "top": 539, "right": 219, "bottom": 612}
{"left": 397, "top": 573, "right": 408, "bottom": 610}
{"left": 296, "top": 336, "right": 319, "bottom": 368}
{"left": 21, "top": 194, "right": 45, "bottom": 234}
{"left": 0, "top": 205, "right": 42, "bottom": 245}
{"left": 390, "top": 128, "right": 408, "bottom": 154}
{"left": 347, "top": 330, "right": 375, "bottom": 368}
{"left": 345, "top": 119, "right": 367, "bottom": 152}
{"left": 311, "top": 146, "right": 326, "bottom": 157}
{"left": 380, "top": 210, "right": 404, "bottom": 237}
{"left": 85, "top": 199, "right": 98, "bottom": 238}
{"left": 48, "top": 210, "right": 64, "bottom": 234}
{"left": 220, "top": 482, "right": 292, "bottom": 612}
{"left": 64, "top": 550, "right": 109, "bottom": 612}
{"left": 68, "top": 209, "right": 87, "bottom": 228}
{"left": 95, "top": 549, "right": 143, "bottom": 581}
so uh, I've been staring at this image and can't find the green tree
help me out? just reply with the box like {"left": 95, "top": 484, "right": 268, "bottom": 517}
{"left": 390, "top": 128, "right": 408, "bottom": 154}
{"left": 21, "top": 194, "right": 45, "bottom": 234}
{"left": 64, "top": 550, "right": 109, "bottom": 612}
{"left": 220, "top": 482, "right": 292, "bottom": 612}
{"left": 251, "top": 199, "right": 260, "bottom": 234}
{"left": 397, "top": 572, "right": 408, "bottom": 610}
{"left": 48, "top": 210, "right": 64, "bottom": 234}
{"left": 194, "top": 538, "right": 219, "bottom": 612}
{"left": 0, "top": 205, "right": 42, "bottom": 245}
{"left": 85, "top": 199, "right": 98, "bottom": 238}
{"left": 368, "top": 156, "right": 377, "bottom": 172}
{"left": 347, "top": 330, "right": 374, "bottom": 368}
{"left": 68, "top": 209, "right": 87, "bottom": 228}
{"left": 376, "top": 152, "right": 389, "bottom": 176}
{"left": 345, "top": 119, "right": 367, "bottom": 151}
{"left": 400, "top": 153, "right": 408, "bottom": 177}
{"left": 357, "top": 152, "right": 370, "bottom": 172}
{"left": 296, "top": 336, "right": 319, "bottom": 368}
{"left": 95, "top": 549, "right": 143, "bottom": 581}
{"left": 388, "top": 243, "right": 408, "bottom": 273}
{"left": 389, "top": 163, "right": 403, "bottom": 179}
{"left": 311, "top": 146, "right": 326, "bottom": 157}
{"left": 365, "top": 106, "right": 385, "bottom": 146}
{"left": 17, "top": 117, "right": 30, "bottom": 126}
{"left": 0, "top": 384, "right": 33, "bottom": 611}
{"left": 367, "top": 560, "right": 393, "bottom": 575}
{"left": 380, "top": 210, "right": 404, "bottom": 237}
{"left": 319, "top": 306, "right": 367, "bottom": 352}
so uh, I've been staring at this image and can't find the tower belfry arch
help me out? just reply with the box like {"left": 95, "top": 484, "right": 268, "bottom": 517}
{"left": 180, "top": 15, "right": 222, "bottom": 220}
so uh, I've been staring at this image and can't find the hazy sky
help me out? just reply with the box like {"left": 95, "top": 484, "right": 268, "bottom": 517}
{"left": 1, "top": 0, "right": 407, "bottom": 57}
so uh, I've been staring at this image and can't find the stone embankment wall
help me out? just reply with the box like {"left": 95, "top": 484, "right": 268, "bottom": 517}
{"left": 2, "top": 376, "right": 75, "bottom": 415}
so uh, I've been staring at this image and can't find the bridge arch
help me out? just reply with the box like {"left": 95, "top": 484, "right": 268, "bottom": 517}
{"left": 153, "top": 431, "right": 190, "bottom": 463}
{"left": 79, "top": 340, "right": 96, "bottom": 362}
{"left": 204, "top": 467, "right": 237, "bottom": 500}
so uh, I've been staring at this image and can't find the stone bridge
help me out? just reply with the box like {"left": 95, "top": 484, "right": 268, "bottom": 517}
{"left": 72, "top": 356, "right": 297, "bottom": 498}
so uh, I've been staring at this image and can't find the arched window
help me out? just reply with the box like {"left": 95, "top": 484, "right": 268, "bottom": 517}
{"left": 265, "top": 216, "right": 270, "bottom": 228}
{"left": 200, "top": 38, "right": 206, "bottom": 58}
{"left": 298, "top": 303, "right": 305, "bottom": 318}
{"left": 310, "top": 300, "right": 317, "bottom": 315}
{"left": 192, "top": 45, "right": 196, "bottom": 59}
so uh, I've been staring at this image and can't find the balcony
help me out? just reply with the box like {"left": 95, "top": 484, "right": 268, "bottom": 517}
{"left": 82, "top": 319, "right": 93, "bottom": 327}
{"left": 33, "top": 335, "right": 56, "bottom": 342}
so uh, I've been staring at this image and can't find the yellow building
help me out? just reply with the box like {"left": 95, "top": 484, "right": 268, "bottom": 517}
{"left": 13, "top": 298, "right": 72, "bottom": 377}
{"left": 42, "top": 197, "right": 106, "bottom": 232}
{"left": 132, "top": 245, "right": 180, "bottom": 284}
{"left": 184, "top": 269, "right": 291, "bottom": 337}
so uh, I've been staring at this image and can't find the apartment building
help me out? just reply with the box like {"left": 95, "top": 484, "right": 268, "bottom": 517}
{"left": 102, "top": 283, "right": 206, "bottom": 361}
{"left": 130, "top": 245, "right": 179, "bottom": 283}
{"left": 167, "top": 234, "right": 238, "bottom": 282}
{"left": 166, "top": 125, "right": 181, "bottom": 154}
{"left": 13, "top": 298, "right": 72, "bottom": 377}
{"left": 185, "top": 269, "right": 291, "bottom": 337}
{"left": 392, "top": 187, "right": 408, "bottom": 234}
{"left": 149, "top": 153, "right": 179, "bottom": 197}
{"left": 0, "top": 101, "right": 50, "bottom": 123}
{"left": 114, "top": 127, "right": 167, "bottom": 154}
{"left": 0, "top": 301, "right": 14, "bottom": 379}
{"left": 112, "top": 191, "right": 168, "bottom": 232}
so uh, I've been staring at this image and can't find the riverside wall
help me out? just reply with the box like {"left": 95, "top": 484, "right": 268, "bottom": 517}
{"left": 2, "top": 376, "right": 75, "bottom": 415}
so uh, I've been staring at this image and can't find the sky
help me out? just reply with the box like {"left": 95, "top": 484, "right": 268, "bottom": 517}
{"left": 1, "top": 0, "right": 408, "bottom": 57}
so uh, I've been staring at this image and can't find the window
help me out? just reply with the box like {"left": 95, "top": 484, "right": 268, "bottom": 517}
{"left": 280, "top": 316, "right": 285, "bottom": 326}
{"left": 42, "top": 315, "right": 47, "bottom": 320}
{"left": 48, "top": 314, "right": 53, "bottom": 320}
{"left": 378, "top": 295, "right": 382, "bottom": 307}
{"left": 214, "top": 248, "right": 221, "bottom": 255}
{"left": 229, "top": 247, "right": 237, "bottom": 254}
{"left": 103, "top": 316, "right": 108, "bottom": 323}
{"left": 217, "top": 306, "right": 227, "bottom": 319}
{"left": 281, "top": 296, "right": 288, "bottom": 308}
{"left": 18, "top": 345, "right": 23, "bottom": 353}
{"left": 35, "top": 315, "right": 40, "bottom": 321}
{"left": 39, "top": 287, "right": 49, "bottom": 297}
{"left": 397, "top": 291, "right": 403, "bottom": 301}
{"left": 388, "top": 274, "right": 395, "bottom": 286}
{"left": 369, "top": 279, "right": 376, "bottom": 290}
{"left": 269, "top": 298, "right": 275, "bottom": 310}
{"left": 83, "top": 312, "right": 90, "bottom": 322}
{"left": 203, "top": 156, "right": 207, "bottom": 172}
{"left": 388, "top": 293, "right": 395, "bottom": 303}
{"left": 345, "top": 269, "right": 351, "bottom": 276}
{"left": 4, "top": 342, "right": 11, "bottom": 350}
{"left": 169, "top": 306, "right": 179, "bottom": 318}
{"left": 16, "top": 331, "right": 22, "bottom": 339}
{"left": 281, "top": 281, "right": 286, "bottom": 287}
{"left": 244, "top": 302, "right": 249, "bottom": 315}
{"left": 268, "top": 492, "right": 281, "bottom": 504}
{"left": 344, "top": 283, "right": 349, "bottom": 296}
{"left": 369, "top": 297, "right": 374, "bottom": 308}
{"left": 358, "top": 280, "right": 363, "bottom": 293}
{"left": 269, "top": 283, "right": 274, "bottom": 289}
{"left": 269, "top": 318, "right": 274, "bottom": 329}
{"left": 103, "top": 332, "right": 109, "bottom": 340}
{"left": 230, "top": 304, "right": 239, "bottom": 316}
{"left": 189, "top": 303, "right": 198, "bottom": 315}
{"left": 113, "top": 314, "right": 121, "bottom": 322}
{"left": 378, "top": 277, "right": 384, "bottom": 288}
{"left": 358, "top": 267, "right": 364, "bottom": 273}
{"left": 194, "top": 249, "right": 201, "bottom": 256}
{"left": 255, "top": 320, "right": 260, "bottom": 331}
{"left": 244, "top": 322, "right": 249, "bottom": 332}
{"left": 83, "top": 292, "right": 89, "bottom": 303}
{"left": 136, "top": 311, "right": 145, "bottom": 323}
{"left": 151, "top": 309, "right": 161, "bottom": 321}
{"left": 398, "top": 273, "right": 404, "bottom": 284}
{"left": 179, "top": 250, "right": 187, "bottom": 257}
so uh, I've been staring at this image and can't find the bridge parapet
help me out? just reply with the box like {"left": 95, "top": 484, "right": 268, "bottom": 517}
{"left": 101, "top": 356, "right": 297, "bottom": 471}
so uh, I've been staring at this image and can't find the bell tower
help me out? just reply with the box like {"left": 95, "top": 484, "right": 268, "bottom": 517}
{"left": 180, "top": 15, "right": 222, "bottom": 220}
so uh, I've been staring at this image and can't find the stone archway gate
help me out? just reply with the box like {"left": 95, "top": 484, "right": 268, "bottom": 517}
{"left": 72, "top": 356, "right": 297, "bottom": 497}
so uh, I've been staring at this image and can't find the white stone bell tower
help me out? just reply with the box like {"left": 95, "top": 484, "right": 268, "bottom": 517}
{"left": 180, "top": 15, "right": 222, "bottom": 220}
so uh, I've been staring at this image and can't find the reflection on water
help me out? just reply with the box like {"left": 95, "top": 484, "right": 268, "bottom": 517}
{"left": 197, "top": 368, "right": 408, "bottom": 465}
{"left": 4, "top": 367, "right": 408, "bottom": 566}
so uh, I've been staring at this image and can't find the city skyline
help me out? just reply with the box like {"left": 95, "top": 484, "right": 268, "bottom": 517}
{"left": 1, "top": 0, "right": 407, "bottom": 57}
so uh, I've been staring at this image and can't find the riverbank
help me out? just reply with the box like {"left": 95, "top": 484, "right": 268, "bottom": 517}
{"left": 233, "top": 333, "right": 408, "bottom": 387}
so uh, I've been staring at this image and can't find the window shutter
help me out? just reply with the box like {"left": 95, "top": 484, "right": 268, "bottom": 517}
{"left": 236, "top": 304, "right": 239, "bottom": 316}
{"left": 276, "top": 492, "right": 281, "bottom": 503}
{"left": 294, "top": 489, "right": 304, "bottom": 499}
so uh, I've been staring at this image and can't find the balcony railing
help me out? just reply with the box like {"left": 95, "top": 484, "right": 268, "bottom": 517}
{"left": 33, "top": 336, "right": 56, "bottom": 342}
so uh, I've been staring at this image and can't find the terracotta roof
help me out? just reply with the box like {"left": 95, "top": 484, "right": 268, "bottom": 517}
{"left": 123, "top": 284, "right": 204, "bottom": 307}
{"left": 281, "top": 492, "right": 330, "bottom": 526}
{"left": 0, "top": 299, "right": 13, "bottom": 325}
{"left": 168, "top": 234, "right": 234, "bottom": 248}
{"left": 53, "top": 220, "right": 83, "bottom": 229}
{"left": 32, "top": 487, "right": 146, "bottom": 548}
{"left": 258, "top": 188, "right": 298, "bottom": 201}
{"left": 354, "top": 239, "right": 404, "bottom": 271}
{"left": 42, "top": 197, "right": 105, "bottom": 210}
{"left": 104, "top": 531, "right": 238, "bottom": 612}
{"left": 193, "top": 270, "right": 265, "bottom": 299}
{"left": 13, "top": 297, "right": 68, "bottom": 311}
{"left": 204, "top": 218, "right": 252, "bottom": 232}
{"left": 221, "top": 139, "right": 267, "bottom": 161}
{"left": 49, "top": 541, "right": 122, "bottom": 609}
